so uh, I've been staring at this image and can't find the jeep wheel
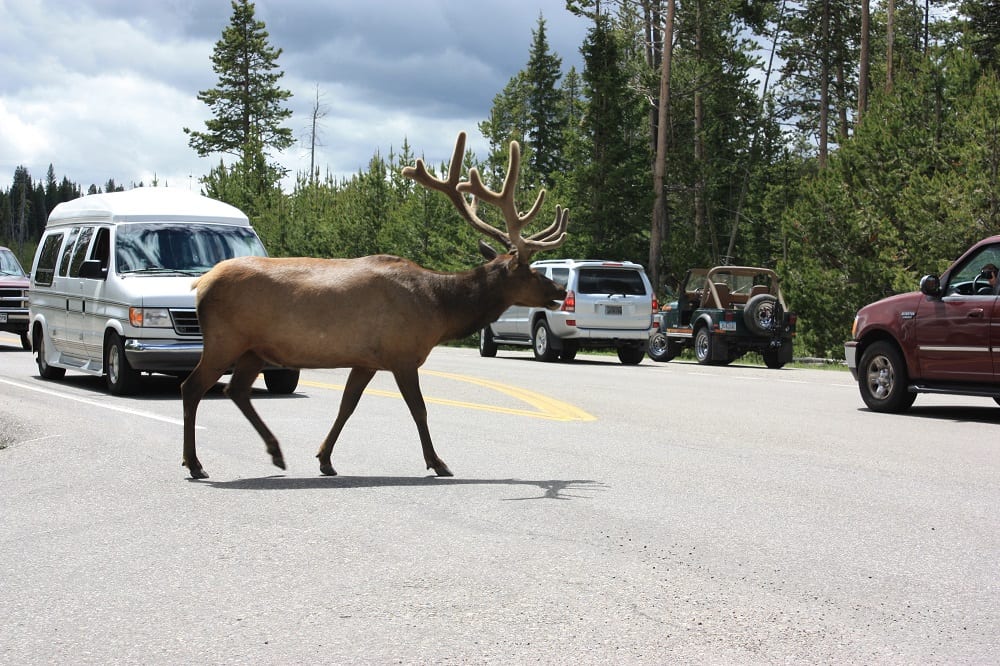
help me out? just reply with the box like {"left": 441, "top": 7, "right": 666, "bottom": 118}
{"left": 647, "top": 332, "right": 677, "bottom": 362}
{"left": 105, "top": 332, "right": 141, "bottom": 396}
{"left": 479, "top": 327, "right": 498, "bottom": 358}
{"left": 744, "top": 294, "right": 780, "bottom": 336}
{"left": 858, "top": 341, "right": 916, "bottom": 413}
{"left": 694, "top": 326, "right": 714, "bottom": 365}
{"left": 762, "top": 349, "right": 785, "bottom": 369}
{"left": 34, "top": 330, "right": 65, "bottom": 380}
{"left": 617, "top": 344, "right": 645, "bottom": 365}
{"left": 532, "top": 319, "right": 559, "bottom": 362}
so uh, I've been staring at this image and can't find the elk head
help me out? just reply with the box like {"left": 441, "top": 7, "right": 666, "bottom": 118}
{"left": 402, "top": 132, "right": 569, "bottom": 309}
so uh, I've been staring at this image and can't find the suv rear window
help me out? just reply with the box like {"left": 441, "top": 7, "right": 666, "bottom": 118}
{"left": 577, "top": 268, "right": 647, "bottom": 296}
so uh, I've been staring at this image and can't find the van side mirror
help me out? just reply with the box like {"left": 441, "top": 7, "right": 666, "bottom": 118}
{"left": 919, "top": 274, "right": 940, "bottom": 297}
{"left": 78, "top": 260, "right": 107, "bottom": 280}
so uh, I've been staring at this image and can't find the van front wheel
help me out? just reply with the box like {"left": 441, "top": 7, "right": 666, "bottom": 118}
{"left": 35, "top": 330, "right": 65, "bottom": 380}
{"left": 105, "top": 332, "right": 141, "bottom": 395}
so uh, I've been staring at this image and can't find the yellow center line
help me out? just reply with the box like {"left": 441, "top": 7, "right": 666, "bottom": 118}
{"left": 299, "top": 370, "right": 595, "bottom": 422}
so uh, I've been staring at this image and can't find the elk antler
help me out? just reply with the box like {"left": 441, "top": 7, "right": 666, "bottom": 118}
{"left": 401, "top": 132, "right": 568, "bottom": 264}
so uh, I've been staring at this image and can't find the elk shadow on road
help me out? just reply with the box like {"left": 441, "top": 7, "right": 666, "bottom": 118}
{"left": 196, "top": 474, "right": 606, "bottom": 500}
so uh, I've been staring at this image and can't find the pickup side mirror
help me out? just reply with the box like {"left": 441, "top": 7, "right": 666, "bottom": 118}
{"left": 78, "top": 259, "right": 108, "bottom": 280}
{"left": 919, "top": 274, "right": 941, "bottom": 297}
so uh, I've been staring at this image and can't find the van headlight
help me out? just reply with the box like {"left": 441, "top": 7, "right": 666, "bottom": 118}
{"left": 129, "top": 307, "right": 172, "bottom": 328}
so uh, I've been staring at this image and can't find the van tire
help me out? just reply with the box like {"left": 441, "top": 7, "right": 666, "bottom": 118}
{"left": 263, "top": 369, "right": 299, "bottom": 394}
{"left": 105, "top": 332, "right": 141, "bottom": 396}
{"left": 34, "top": 330, "right": 66, "bottom": 380}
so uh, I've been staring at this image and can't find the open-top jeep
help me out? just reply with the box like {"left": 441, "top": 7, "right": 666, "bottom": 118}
{"left": 648, "top": 265, "right": 797, "bottom": 368}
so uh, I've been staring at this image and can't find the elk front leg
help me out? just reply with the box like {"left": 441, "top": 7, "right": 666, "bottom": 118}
{"left": 393, "top": 367, "right": 453, "bottom": 477}
{"left": 226, "top": 352, "right": 285, "bottom": 471}
{"left": 316, "top": 367, "right": 376, "bottom": 476}
{"left": 180, "top": 361, "right": 226, "bottom": 479}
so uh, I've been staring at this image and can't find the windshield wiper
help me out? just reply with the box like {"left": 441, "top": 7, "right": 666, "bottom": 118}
{"left": 123, "top": 267, "right": 203, "bottom": 276}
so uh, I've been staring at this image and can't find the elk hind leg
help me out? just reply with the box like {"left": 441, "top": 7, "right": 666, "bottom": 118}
{"left": 316, "top": 367, "right": 376, "bottom": 476}
{"left": 393, "top": 367, "right": 452, "bottom": 477}
{"left": 226, "top": 352, "right": 285, "bottom": 470}
{"left": 181, "top": 360, "right": 228, "bottom": 479}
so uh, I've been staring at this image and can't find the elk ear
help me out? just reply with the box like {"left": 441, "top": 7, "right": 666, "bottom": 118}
{"left": 478, "top": 240, "right": 498, "bottom": 260}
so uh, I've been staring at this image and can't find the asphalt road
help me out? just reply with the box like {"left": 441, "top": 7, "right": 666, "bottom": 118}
{"left": 1, "top": 331, "right": 998, "bottom": 664}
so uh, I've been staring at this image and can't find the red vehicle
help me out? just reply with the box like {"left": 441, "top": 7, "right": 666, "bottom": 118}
{"left": 844, "top": 235, "right": 1000, "bottom": 412}
{"left": 0, "top": 246, "right": 30, "bottom": 350}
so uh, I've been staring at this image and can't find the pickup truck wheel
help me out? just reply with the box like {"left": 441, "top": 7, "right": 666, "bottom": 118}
{"left": 20, "top": 332, "right": 30, "bottom": 350}
{"left": 694, "top": 326, "right": 714, "bottom": 365}
{"left": 617, "top": 344, "right": 645, "bottom": 365}
{"left": 479, "top": 327, "right": 498, "bottom": 357}
{"left": 35, "top": 330, "right": 66, "bottom": 380}
{"left": 858, "top": 341, "right": 916, "bottom": 413}
{"left": 744, "top": 294, "right": 780, "bottom": 336}
{"left": 105, "top": 332, "right": 141, "bottom": 396}
{"left": 264, "top": 369, "right": 299, "bottom": 394}
{"left": 532, "top": 319, "right": 559, "bottom": 362}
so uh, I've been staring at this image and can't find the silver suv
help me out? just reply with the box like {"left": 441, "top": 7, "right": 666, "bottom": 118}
{"left": 480, "top": 259, "right": 656, "bottom": 364}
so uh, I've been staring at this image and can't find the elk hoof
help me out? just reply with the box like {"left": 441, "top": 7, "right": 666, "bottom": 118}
{"left": 430, "top": 461, "right": 453, "bottom": 477}
{"left": 271, "top": 454, "right": 286, "bottom": 471}
{"left": 319, "top": 462, "right": 337, "bottom": 476}
{"left": 186, "top": 464, "right": 209, "bottom": 480}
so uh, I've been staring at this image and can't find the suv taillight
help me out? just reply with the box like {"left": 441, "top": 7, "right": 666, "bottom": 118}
{"left": 652, "top": 296, "right": 659, "bottom": 312}
{"left": 561, "top": 290, "right": 576, "bottom": 312}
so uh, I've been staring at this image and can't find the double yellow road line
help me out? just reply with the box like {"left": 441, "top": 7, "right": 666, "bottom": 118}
{"left": 300, "top": 369, "right": 595, "bottom": 422}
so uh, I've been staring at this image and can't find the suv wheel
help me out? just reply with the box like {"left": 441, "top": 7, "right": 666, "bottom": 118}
{"left": 532, "top": 319, "right": 559, "bottom": 362}
{"left": 479, "top": 327, "right": 498, "bottom": 358}
{"left": 105, "top": 332, "right": 141, "bottom": 395}
{"left": 858, "top": 341, "right": 916, "bottom": 413}
{"left": 617, "top": 344, "right": 645, "bottom": 365}
{"left": 560, "top": 341, "right": 579, "bottom": 362}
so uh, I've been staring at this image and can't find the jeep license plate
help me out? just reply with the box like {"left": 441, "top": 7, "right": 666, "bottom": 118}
{"left": 604, "top": 305, "right": 622, "bottom": 315}
{"left": 719, "top": 320, "right": 736, "bottom": 331}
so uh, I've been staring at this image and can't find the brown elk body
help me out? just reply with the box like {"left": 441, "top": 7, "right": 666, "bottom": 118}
{"left": 180, "top": 132, "right": 568, "bottom": 479}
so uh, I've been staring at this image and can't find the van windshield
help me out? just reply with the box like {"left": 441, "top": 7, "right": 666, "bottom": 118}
{"left": 116, "top": 223, "right": 266, "bottom": 275}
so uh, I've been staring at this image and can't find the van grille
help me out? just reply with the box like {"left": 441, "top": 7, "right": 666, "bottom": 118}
{"left": 170, "top": 309, "right": 201, "bottom": 336}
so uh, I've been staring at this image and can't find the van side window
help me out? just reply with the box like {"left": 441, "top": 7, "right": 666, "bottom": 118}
{"left": 91, "top": 227, "right": 111, "bottom": 268}
{"left": 33, "top": 233, "right": 66, "bottom": 287}
{"left": 57, "top": 227, "right": 81, "bottom": 277}
{"left": 68, "top": 227, "right": 95, "bottom": 277}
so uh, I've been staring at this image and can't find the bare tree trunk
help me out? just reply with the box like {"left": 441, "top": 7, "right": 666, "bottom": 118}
{"left": 886, "top": 0, "right": 895, "bottom": 93}
{"left": 858, "top": 0, "right": 870, "bottom": 120}
{"left": 649, "top": 0, "right": 675, "bottom": 292}
{"left": 818, "top": 0, "right": 830, "bottom": 168}
{"left": 693, "top": 0, "right": 706, "bottom": 245}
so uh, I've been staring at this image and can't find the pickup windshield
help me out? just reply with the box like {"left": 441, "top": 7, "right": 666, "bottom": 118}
{"left": 116, "top": 223, "right": 266, "bottom": 275}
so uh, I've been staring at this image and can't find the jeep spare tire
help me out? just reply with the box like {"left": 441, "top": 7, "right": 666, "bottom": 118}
{"left": 744, "top": 294, "right": 780, "bottom": 336}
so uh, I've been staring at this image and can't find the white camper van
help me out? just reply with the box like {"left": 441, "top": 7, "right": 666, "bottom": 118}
{"left": 28, "top": 187, "right": 299, "bottom": 395}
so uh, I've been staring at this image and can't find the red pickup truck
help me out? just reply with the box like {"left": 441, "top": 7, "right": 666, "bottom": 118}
{"left": 844, "top": 235, "right": 1000, "bottom": 412}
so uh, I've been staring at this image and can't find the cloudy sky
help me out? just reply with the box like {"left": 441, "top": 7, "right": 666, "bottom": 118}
{"left": 0, "top": 1, "right": 589, "bottom": 192}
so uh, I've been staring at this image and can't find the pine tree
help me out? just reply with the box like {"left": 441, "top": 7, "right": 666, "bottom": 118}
{"left": 184, "top": 0, "right": 293, "bottom": 161}
{"left": 525, "top": 14, "right": 566, "bottom": 188}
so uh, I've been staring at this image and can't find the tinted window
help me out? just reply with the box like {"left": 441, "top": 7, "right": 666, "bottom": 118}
{"left": 57, "top": 227, "right": 81, "bottom": 277}
{"left": 945, "top": 243, "right": 1000, "bottom": 296}
{"left": 34, "top": 233, "right": 66, "bottom": 287}
{"left": 68, "top": 227, "right": 95, "bottom": 277}
{"left": 577, "top": 268, "right": 647, "bottom": 296}
{"left": 550, "top": 267, "right": 570, "bottom": 288}
{"left": 115, "top": 223, "right": 267, "bottom": 274}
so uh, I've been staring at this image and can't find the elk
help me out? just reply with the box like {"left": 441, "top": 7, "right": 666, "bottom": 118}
{"left": 180, "top": 132, "right": 569, "bottom": 479}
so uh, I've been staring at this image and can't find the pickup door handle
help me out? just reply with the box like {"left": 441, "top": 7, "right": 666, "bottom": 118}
{"left": 968, "top": 308, "right": 985, "bottom": 318}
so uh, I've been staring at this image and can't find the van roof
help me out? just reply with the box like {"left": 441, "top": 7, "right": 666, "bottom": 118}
{"left": 46, "top": 188, "right": 251, "bottom": 227}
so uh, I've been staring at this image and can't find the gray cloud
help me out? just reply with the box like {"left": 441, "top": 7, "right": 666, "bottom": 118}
{"left": 0, "top": 0, "right": 587, "bottom": 192}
